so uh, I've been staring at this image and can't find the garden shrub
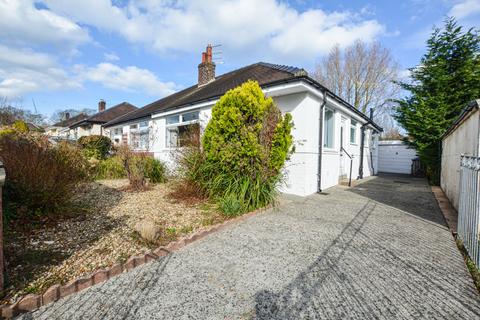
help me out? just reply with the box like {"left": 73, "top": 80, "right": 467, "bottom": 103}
{"left": 95, "top": 153, "right": 167, "bottom": 184}
{"left": 95, "top": 156, "right": 127, "bottom": 179}
{"left": 12, "top": 120, "right": 29, "bottom": 133}
{"left": 143, "top": 157, "right": 167, "bottom": 183}
{"left": 0, "top": 130, "right": 89, "bottom": 218}
{"left": 78, "top": 135, "right": 112, "bottom": 159}
{"left": 195, "top": 80, "right": 293, "bottom": 214}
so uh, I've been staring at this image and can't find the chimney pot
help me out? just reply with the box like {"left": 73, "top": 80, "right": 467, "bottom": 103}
{"left": 198, "top": 45, "right": 215, "bottom": 86}
{"left": 98, "top": 99, "right": 106, "bottom": 112}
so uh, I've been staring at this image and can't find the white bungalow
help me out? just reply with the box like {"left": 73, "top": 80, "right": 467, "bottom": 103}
{"left": 104, "top": 45, "right": 382, "bottom": 196}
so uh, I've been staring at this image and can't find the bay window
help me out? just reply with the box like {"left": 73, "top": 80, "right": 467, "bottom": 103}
{"left": 166, "top": 111, "right": 200, "bottom": 148}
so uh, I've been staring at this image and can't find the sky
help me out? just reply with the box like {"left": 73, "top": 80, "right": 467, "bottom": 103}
{"left": 0, "top": 0, "right": 479, "bottom": 119}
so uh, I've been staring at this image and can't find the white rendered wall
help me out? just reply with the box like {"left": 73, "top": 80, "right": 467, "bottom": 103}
{"left": 441, "top": 109, "right": 480, "bottom": 210}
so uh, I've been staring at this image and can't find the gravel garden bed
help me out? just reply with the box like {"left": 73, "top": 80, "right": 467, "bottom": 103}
{"left": 2, "top": 179, "right": 225, "bottom": 305}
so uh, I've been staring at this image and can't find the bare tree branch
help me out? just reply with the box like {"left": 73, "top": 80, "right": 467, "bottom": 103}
{"left": 313, "top": 40, "right": 400, "bottom": 120}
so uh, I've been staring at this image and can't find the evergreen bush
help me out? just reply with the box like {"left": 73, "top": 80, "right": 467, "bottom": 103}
{"left": 199, "top": 80, "right": 293, "bottom": 214}
{"left": 78, "top": 135, "right": 112, "bottom": 159}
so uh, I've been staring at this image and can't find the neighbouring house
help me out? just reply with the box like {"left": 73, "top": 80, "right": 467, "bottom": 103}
{"left": 104, "top": 45, "right": 382, "bottom": 196}
{"left": 378, "top": 140, "right": 417, "bottom": 174}
{"left": 46, "top": 113, "right": 89, "bottom": 139}
{"left": 68, "top": 100, "right": 137, "bottom": 140}
{"left": 441, "top": 99, "right": 480, "bottom": 210}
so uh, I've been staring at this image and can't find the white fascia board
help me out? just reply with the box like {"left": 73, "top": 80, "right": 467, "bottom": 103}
{"left": 152, "top": 100, "right": 218, "bottom": 118}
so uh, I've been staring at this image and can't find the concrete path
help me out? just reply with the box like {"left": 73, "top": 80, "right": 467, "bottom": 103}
{"left": 19, "top": 175, "right": 480, "bottom": 319}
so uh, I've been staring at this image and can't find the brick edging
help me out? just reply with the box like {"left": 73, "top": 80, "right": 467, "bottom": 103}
{"left": 431, "top": 186, "right": 458, "bottom": 236}
{"left": 0, "top": 207, "right": 265, "bottom": 318}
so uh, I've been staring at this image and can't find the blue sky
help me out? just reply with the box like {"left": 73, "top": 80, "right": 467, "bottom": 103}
{"left": 0, "top": 0, "right": 479, "bottom": 119}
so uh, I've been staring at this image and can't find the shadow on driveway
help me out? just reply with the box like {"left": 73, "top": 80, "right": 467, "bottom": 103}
{"left": 347, "top": 173, "right": 446, "bottom": 226}
{"left": 253, "top": 174, "right": 480, "bottom": 319}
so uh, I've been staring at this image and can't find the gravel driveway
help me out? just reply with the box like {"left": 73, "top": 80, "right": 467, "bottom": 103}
{"left": 19, "top": 174, "right": 480, "bottom": 319}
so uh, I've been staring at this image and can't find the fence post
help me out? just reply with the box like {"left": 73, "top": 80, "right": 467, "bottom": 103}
{"left": 0, "top": 161, "right": 4, "bottom": 291}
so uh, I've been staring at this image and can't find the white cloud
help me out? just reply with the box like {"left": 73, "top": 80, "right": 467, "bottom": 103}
{"left": 104, "top": 52, "right": 120, "bottom": 61}
{"left": 449, "top": 0, "right": 480, "bottom": 19}
{"left": 42, "top": 0, "right": 386, "bottom": 58}
{"left": 77, "top": 63, "right": 178, "bottom": 96}
{"left": 0, "top": 0, "right": 89, "bottom": 48}
{"left": 0, "top": 45, "right": 81, "bottom": 97}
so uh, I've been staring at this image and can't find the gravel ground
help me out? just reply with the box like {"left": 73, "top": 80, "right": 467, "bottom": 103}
{"left": 19, "top": 174, "right": 480, "bottom": 319}
{"left": 4, "top": 179, "right": 222, "bottom": 304}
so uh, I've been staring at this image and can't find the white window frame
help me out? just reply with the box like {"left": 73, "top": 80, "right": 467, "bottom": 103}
{"left": 350, "top": 120, "right": 357, "bottom": 145}
{"left": 129, "top": 121, "right": 150, "bottom": 150}
{"left": 166, "top": 111, "right": 200, "bottom": 148}
{"left": 323, "top": 108, "right": 335, "bottom": 149}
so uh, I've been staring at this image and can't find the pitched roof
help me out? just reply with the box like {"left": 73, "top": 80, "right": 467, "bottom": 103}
{"left": 71, "top": 102, "right": 137, "bottom": 128}
{"left": 52, "top": 113, "right": 89, "bottom": 128}
{"left": 104, "top": 62, "right": 381, "bottom": 131}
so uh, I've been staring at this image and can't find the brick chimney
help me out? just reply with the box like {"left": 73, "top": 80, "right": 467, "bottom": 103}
{"left": 198, "top": 44, "right": 215, "bottom": 86}
{"left": 98, "top": 99, "right": 106, "bottom": 112}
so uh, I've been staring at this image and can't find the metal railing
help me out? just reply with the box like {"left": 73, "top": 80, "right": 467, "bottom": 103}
{"left": 458, "top": 155, "right": 480, "bottom": 267}
{"left": 341, "top": 147, "right": 353, "bottom": 187}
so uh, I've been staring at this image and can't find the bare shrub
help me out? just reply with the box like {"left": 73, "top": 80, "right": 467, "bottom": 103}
{"left": 0, "top": 130, "right": 89, "bottom": 217}
{"left": 117, "top": 145, "right": 148, "bottom": 191}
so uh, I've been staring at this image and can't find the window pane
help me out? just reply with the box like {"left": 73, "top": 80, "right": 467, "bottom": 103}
{"left": 166, "top": 115, "right": 180, "bottom": 124}
{"left": 350, "top": 120, "right": 357, "bottom": 144}
{"left": 182, "top": 111, "right": 199, "bottom": 122}
{"left": 130, "top": 124, "right": 138, "bottom": 130}
{"left": 140, "top": 131, "right": 149, "bottom": 149}
{"left": 323, "top": 109, "right": 334, "bottom": 148}
{"left": 178, "top": 123, "right": 200, "bottom": 147}
{"left": 167, "top": 127, "right": 178, "bottom": 147}
{"left": 139, "top": 121, "right": 148, "bottom": 128}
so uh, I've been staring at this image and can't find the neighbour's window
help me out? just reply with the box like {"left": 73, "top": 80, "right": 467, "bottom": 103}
{"left": 114, "top": 128, "right": 122, "bottom": 135}
{"left": 166, "top": 111, "right": 200, "bottom": 148}
{"left": 350, "top": 120, "right": 357, "bottom": 144}
{"left": 129, "top": 121, "right": 149, "bottom": 150}
{"left": 323, "top": 109, "right": 334, "bottom": 148}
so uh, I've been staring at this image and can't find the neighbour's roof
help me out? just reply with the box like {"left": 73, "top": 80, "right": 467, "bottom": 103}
{"left": 442, "top": 99, "right": 480, "bottom": 139}
{"left": 71, "top": 102, "right": 137, "bottom": 128}
{"left": 104, "top": 62, "right": 381, "bottom": 131}
{"left": 52, "top": 113, "right": 89, "bottom": 128}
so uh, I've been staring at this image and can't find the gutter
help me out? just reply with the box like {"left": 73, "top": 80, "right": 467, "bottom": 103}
{"left": 317, "top": 90, "right": 327, "bottom": 193}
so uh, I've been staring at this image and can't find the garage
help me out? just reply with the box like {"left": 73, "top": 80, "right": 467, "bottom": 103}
{"left": 378, "top": 140, "right": 417, "bottom": 174}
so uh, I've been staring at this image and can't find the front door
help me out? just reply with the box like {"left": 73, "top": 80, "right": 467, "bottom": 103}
{"left": 339, "top": 117, "right": 347, "bottom": 179}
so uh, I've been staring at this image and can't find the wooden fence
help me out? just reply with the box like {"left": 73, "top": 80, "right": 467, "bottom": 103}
{"left": 458, "top": 155, "right": 480, "bottom": 267}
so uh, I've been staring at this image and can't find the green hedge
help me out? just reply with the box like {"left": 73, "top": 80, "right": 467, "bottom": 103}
{"left": 78, "top": 135, "right": 112, "bottom": 159}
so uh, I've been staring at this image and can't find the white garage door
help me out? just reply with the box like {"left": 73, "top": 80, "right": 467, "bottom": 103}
{"left": 378, "top": 140, "right": 417, "bottom": 174}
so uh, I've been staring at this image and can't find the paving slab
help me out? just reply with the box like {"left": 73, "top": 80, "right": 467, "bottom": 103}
{"left": 18, "top": 174, "right": 480, "bottom": 319}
